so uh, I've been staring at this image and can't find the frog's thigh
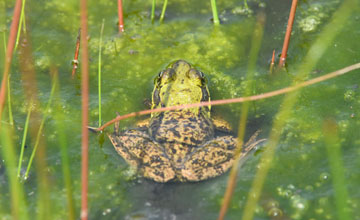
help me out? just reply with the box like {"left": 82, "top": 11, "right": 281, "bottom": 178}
{"left": 141, "top": 142, "right": 176, "bottom": 183}
{"left": 109, "top": 130, "right": 175, "bottom": 182}
{"left": 181, "top": 136, "right": 237, "bottom": 181}
{"left": 108, "top": 130, "right": 149, "bottom": 167}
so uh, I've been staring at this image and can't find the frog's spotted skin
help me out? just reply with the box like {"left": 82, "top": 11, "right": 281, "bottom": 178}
{"left": 108, "top": 60, "right": 260, "bottom": 182}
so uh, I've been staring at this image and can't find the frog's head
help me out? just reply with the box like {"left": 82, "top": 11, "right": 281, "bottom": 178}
{"left": 152, "top": 60, "right": 210, "bottom": 115}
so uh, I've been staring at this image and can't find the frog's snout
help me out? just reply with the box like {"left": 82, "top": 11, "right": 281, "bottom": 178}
{"left": 172, "top": 60, "right": 191, "bottom": 72}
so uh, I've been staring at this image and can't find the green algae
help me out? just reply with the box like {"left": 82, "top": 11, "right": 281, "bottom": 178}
{"left": 0, "top": 0, "right": 359, "bottom": 219}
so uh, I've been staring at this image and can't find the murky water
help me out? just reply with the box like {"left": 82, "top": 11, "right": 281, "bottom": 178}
{"left": 0, "top": 0, "right": 359, "bottom": 219}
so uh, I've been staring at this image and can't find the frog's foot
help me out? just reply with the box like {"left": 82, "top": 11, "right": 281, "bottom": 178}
{"left": 108, "top": 130, "right": 175, "bottom": 183}
{"left": 181, "top": 136, "right": 237, "bottom": 182}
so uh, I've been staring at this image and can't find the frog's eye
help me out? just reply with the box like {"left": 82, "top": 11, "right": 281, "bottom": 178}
{"left": 187, "top": 69, "right": 202, "bottom": 79}
{"left": 188, "top": 69, "right": 206, "bottom": 85}
{"left": 160, "top": 68, "right": 176, "bottom": 83}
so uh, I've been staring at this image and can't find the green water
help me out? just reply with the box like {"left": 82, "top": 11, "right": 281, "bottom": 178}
{"left": 1, "top": 0, "right": 360, "bottom": 219}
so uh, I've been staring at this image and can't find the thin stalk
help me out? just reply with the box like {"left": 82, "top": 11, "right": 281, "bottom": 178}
{"left": 7, "top": 74, "right": 14, "bottom": 125}
{"left": 98, "top": 19, "right": 104, "bottom": 126}
{"left": 17, "top": 102, "right": 32, "bottom": 177}
{"left": 15, "top": 0, "right": 26, "bottom": 50}
{"left": 151, "top": 0, "right": 156, "bottom": 22}
{"left": 159, "top": 0, "right": 168, "bottom": 23}
{"left": 51, "top": 67, "right": 76, "bottom": 220}
{"left": 117, "top": 0, "right": 124, "bottom": 32}
{"left": 71, "top": 29, "right": 81, "bottom": 78}
{"left": 24, "top": 75, "right": 57, "bottom": 179}
{"left": 80, "top": 0, "right": 90, "bottom": 218}
{"left": 97, "top": 62, "right": 360, "bottom": 132}
{"left": 19, "top": 33, "right": 51, "bottom": 220}
{"left": 269, "top": 49, "right": 275, "bottom": 74}
{"left": 279, "top": 0, "right": 298, "bottom": 67}
{"left": 2, "top": 31, "right": 6, "bottom": 55}
{"left": 1, "top": 125, "right": 29, "bottom": 220}
{"left": 218, "top": 12, "right": 265, "bottom": 220}
{"left": 323, "top": 119, "right": 353, "bottom": 220}
{"left": 210, "top": 0, "right": 220, "bottom": 25}
{"left": 0, "top": 0, "right": 22, "bottom": 129}
{"left": 242, "top": 1, "right": 356, "bottom": 219}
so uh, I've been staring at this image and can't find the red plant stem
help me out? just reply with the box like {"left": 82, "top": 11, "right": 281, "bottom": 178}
{"left": 279, "top": 0, "right": 298, "bottom": 67}
{"left": 71, "top": 29, "right": 81, "bottom": 78}
{"left": 80, "top": 0, "right": 89, "bottom": 218}
{"left": 0, "top": 0, "right": 22, "bottom": 127}
{"left": 96, "top": 62, "right": 360, "bottom": 131}
{"left": 117, "top": 0, "right": 124, "bottom": 32}
{"left": 269, "top": 49, "right": 275, "bottom": 73}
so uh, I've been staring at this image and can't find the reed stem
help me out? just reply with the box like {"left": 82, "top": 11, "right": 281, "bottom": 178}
{"left": 210, "top": 0, "right": 220, "bottom": 25}
{"left": 80, "top": 0, "right": 90, "bottom": 218}
{"left": 159, "top": 0, "right": 168, "bottom": 23}
{"left": 218, "top": 13, "right": 265, "bottom": 220}
{"left": 15, "top": 0, "right": 26, "bottom": 50}
{"left": 323, "top": 119, "right": 353, "bottom": 220}
{"left": 51, "top": 67, "right": 76, "bottom": 220}
{"left": 24, "top": 75, "right": 56, "bottom": 179}
{"left": 279, "top": 0, "right": 298, "bottom": 67}
{"left": 7, "top": 74, "right": 14, "bottom": 125}
{"left": 151, "top": 0, "right": 156, "bottom": 22}
{"left": 0, "top": 0, "right": 22, "bottom": 129}
{"left": 117, "top": 0, "right": 124, "bottom": 32}
{"left": 17, "top": 102, "right": 32, "bottom": 177}
{"left": 98, "top": 19, "right": 104, "bottom": 126}
{"left": 1, "top": 125, "right": 29, "bottom": 220}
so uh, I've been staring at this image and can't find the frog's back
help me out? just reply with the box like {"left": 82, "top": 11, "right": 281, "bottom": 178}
{"left": 149, "top": 110, "right": 214, "bottom": 145}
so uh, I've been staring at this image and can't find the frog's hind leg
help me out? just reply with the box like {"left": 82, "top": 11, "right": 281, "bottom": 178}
{"left": 108, "top": 130, "right": 175, "bottom": 183}
{"left": 181, "top": 133, "right": 266, "bottom": 182}
{"left": 181, "top": 136, "right": 238, "bottom": 182}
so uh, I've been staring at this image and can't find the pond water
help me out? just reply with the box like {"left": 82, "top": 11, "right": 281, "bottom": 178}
{"left": 0, "top": 0, "right": 360, "bottom": 219}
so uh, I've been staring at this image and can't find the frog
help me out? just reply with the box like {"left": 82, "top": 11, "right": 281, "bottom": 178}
{"left": 108, "top": 60, "right": 262, "bottom": 182}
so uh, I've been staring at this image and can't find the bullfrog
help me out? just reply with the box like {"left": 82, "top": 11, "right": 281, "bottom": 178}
{"left": 109, "top": 60, "right": 261, "bottom": 182}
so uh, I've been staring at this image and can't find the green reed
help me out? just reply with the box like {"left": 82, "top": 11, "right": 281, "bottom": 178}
{"left": 210, "top": 0, "right": 220, "bottom": 25}
{"left": 17, "top": 103, "right": 31, "bottom": 177}
{"left": 98, "top": 19, "right": 105, "bottom": 126}
{"left": 52, "top": 70, "right": 76, "bottom": 220}
{"left": 323, "top": 119, "right": 353, "bottom": 220}
{"left": 151, "top": 0, "right": 156, "bottom": 22}
{"left": 219, "top": 13, "right": 265, "bottom": 220}
{"left": 242, "top": 1, "right": 356, "bottom": 219}
{"left": 15, "top": 0, "right": 26, "bottom": 50}
{"left": 7, "top": 75, "right": 14, "bottom": 126}
{"left": 1, "top": 125, "right": 29, "bottom": 220}
{"left": 159, "top": 0, "right": 168, "bottom": 23}
{"left": 24, "top": 74, "right": 57, "bottom": 179}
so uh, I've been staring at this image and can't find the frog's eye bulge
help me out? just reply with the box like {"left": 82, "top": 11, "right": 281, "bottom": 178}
{"left": 187, "top": 68, "right": 203, "bottom": 86}
{"left": 160, "top": 68, "right": 176, "bottom": 84}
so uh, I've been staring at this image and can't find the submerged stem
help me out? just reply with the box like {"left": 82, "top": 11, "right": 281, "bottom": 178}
{"left": 24, "top": 76, "right": 57, "bottom": 179}
{"left": 159, "top": 0, "right": 168, "bottom": 23}
{"left": 98, "top": 19, "right": 104, "bottom": 126}
{"left": 17, "top": 103, "right": 32, "bottom": 177}
{"left": 151, "top": 0, "right": 156, "bottom": 22}
{"left": 15, "top": 0, "right": 26, "bottom": 50}
{"left": 7, "top": 74, "right": 14, "bottom": 125}
{"left": 210, "top": 0, "right": 220, "bottom": 25}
